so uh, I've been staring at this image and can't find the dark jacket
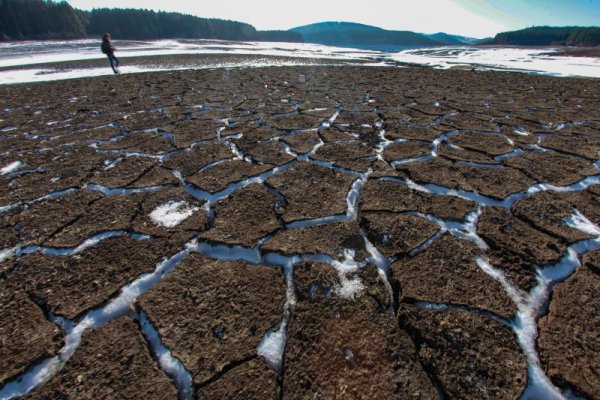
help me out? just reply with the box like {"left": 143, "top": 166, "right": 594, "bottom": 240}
{"left": 101, "top": 39, "right": 115, "bottom": 54}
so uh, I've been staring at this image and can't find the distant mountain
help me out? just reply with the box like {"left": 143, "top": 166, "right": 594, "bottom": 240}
{"left": 491, "top": 26, "right": 600, "bottom": 46}
{"left": 424, "top": 32, "right": 480, "bottom": 45}
{"left": 290, "top": 21, "right": 441, "bottom": 51}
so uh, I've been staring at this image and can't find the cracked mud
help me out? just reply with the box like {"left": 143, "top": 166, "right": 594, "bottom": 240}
{"left": 1, "top": 65, "right": 600, "bottom": 399}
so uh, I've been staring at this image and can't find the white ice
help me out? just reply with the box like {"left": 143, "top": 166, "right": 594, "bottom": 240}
{"left": 331, "top": 249, "right": 365, "bottom": 300}
{"left": 390, "top": 47, "right": 600, "bottom": 78}
{"left": 0, "top": 161, "right": 22, "bottom": 175}
{"left": 2, "top": 40, "right": 599, "bottom": 85}
{"left": 21, "top": 231, "right": 150, "bottom": 257}
{"left": 257, "top": 312, "right": 288, "bottom": 374}
{"left": 139, "top": 312, "right": 194, "bottom": 400}
{"left": 0, "top": 246, "right": 17, "bottom": 263}
{"left": 513, "top": 128, "right": 531, "bottom": 136}
{"left": 474, "top": 210, "right": 600, "bottom": 400}
{"left": 564, "top": 208, "right": 600, "bottom": 237}
{"left": 149, "top": 200, "right": 199, "bottom": 228}
{"left": 0, "top": 245, "right": 193, "bottom": 400}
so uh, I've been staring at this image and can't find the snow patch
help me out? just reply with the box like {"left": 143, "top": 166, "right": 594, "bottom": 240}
{"left": 565, "top": 209, "right": 600, "bottom": 237}
{"left": 1, "top": 161, "right": 22, "bottom": 175}
{"left": 0, "top": 246, "right": 17, "bottom": 263}
{"left": 149, "top": 201, "right": 199, "bottom": 228}
{"left": 513, "top": 128, "right": 531, "bottom": 136}
{"left": 257, "top": 314, "right": 288, "bottom": 374}
{"left": 332, "top": 249, "right": 365, "bottom": 300}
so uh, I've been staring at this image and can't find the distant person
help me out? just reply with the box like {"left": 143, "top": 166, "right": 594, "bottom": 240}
{"left": 101, "top": 33, "right": 120, "bottom": 74}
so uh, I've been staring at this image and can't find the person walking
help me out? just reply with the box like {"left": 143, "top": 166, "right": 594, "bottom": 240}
{"left": 101, "top": 33, "right": 120, "bottom": 74}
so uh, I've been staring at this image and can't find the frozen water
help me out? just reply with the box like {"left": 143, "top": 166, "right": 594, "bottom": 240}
{"left": 389, "top": 47, "right": 600, "bottom": 78}
{"left": 564, "top": 208, "right": 600, "bottom": 237}
{"left": 331, "top": 249, "right": 365, "bottom": 300}
{"left": 495, "top": 149, "right": 523, "bottom": 161}
{"left": 1, "top": 40, "right": 598, "bottom": 84}
{"left": 362, "top": 230, "right": 396, "bottom": 311}
{"left": 513, "top": 128, "right": 531, "bottom": 136}
{"left": 431, "top": 130, "right": 458, "bottom": 157}
{"left": 85, "top": 183, "right": 165, "bottom": 196}
{"left": 456, "top": 160, "right": 503, "bottom": 169}
{"left": 149, "top": 200, "right": 200, "bottom": 228}
{"left": 410, "top": 207, "right": 488, "bottom": 250}
{"left": 193, "top": 240, "right": 261, "bottom": 264}
{"left": 285, "top": 214, "right": 347, "bottom": 230}
{"left": 1, "top": 161, "right": 22, "bottom": 175}
{"left": 474, "top": 210, "right": 600, "bottom": 400}
{"left": 391, "top": 155, "right": 432, "bottom": 167}
{"left": 139, "top": 312, "right": 194, "bottom": 400}
{"left": 257, "top": 310, "right": 289, "bottom": 374}
{"left": 21, "top": 231, "right": 150, "bottom": 257}
{"left": 0, "top": 244, "right": 193, "bottom": 399}
{"left": 0, "top": 356, "right": 63, "bottom": 400}
{"left": 0, "top": 39, "right": 380, "bottom": 69}
{"left": 0, "top": 246, "right": 17, "bottom": 263}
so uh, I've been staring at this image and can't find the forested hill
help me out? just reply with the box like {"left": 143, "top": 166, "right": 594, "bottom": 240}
{"left": 491, "top": 26, "right": 600, "bottom": 46}
{"left": 86, "top": 8, "right": 256, "bottom": 40}
{"left": 290, "top": 22, "right": 440, "bottom": 51}
{"left": 0, "top": 0, "right": 303, "bottom": 42}
{"left": 0, "top": 0, "right": 87, "bottom": 40}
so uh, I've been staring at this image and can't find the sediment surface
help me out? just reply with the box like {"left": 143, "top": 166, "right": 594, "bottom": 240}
{"left": 1, "top": 63, "right": 599, "bottom": 399}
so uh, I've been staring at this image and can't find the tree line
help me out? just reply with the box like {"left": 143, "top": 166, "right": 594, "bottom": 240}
{"left": 0, "top": 0, "right": 303, "bottom": 42}
{"left": 492, "top": 26, "right": 600, "bottom": 46}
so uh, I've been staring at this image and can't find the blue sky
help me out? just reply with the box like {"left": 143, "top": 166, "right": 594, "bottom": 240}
{"left": 66, "top": 0, "right": 600, "bottom": 38}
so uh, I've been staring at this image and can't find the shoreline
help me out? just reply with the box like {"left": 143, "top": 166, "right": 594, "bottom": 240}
{"left": 1, "top": 41, "right": 599, "bottom": 84}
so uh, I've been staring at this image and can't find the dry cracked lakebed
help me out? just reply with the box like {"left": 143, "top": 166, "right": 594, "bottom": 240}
{"left": 1, "top": 64, "right": 600, "bottom": 399}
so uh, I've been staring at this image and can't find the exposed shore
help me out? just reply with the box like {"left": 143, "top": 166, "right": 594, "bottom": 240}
{"left": 1, "top": 64, "right": 600, "bottom": 399}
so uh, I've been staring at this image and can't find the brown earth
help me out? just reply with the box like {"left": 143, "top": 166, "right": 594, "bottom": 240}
{"left": 0, "top": 291, "right": 63, "bottom": 388}
{"left": 391, "top": 233, "right": 515, "bottom": 319}
{"left": 398, "top": 304, "right": 527, "bottom": 399}
{"left": 1, "top": 63, "right": 600, "bottom": 399}
{"left": 538, "top": 250, "right": 600, "bottom": 398}
{"left": 137, "top": 254, "right": 286, "bottom": 386}
{"left": 27, "top": 317, "right": 178, "bottom": 399}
